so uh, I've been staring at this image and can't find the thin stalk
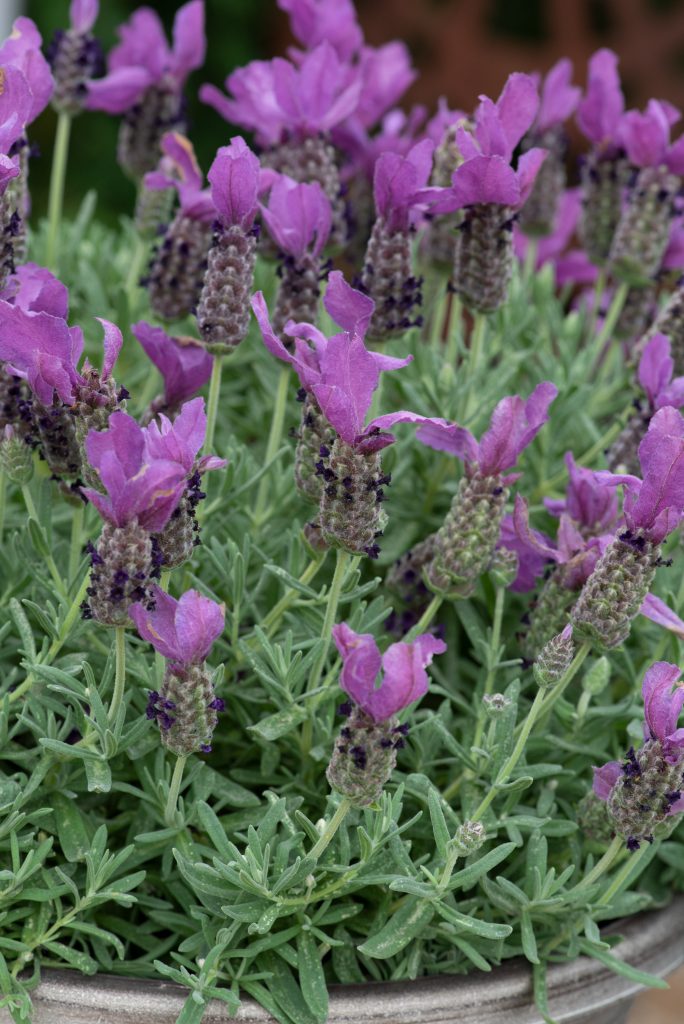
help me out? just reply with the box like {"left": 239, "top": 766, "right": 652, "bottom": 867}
{"left": 260, "top": 553, "right": 327, "bottom": 636}
{"left": 0, "top": 471, "right": 6, "bottom": 540}
{"left": 403, "top": 594, "right": 444, "bottom": 643}
{"left": 589, "top": 281, "right": 629, "bottom": 374}
{"left": 22, "top": 485, "right": 67, "bottom": 598}
{"left": 468, "top": 586, "right": 505, "bottom": 759}
{"left": 460, "top": 312, "right": 487, "bottom": 420}
{"left": 46, "top": 113, "right": 72, "bottom": 271}
{"left": 108, "top": 627, "right": 127, "bottom": 725}
{"left": 596, "top": 842, "right": 650, "bottom": 906}
{"left": 576, "top": 835, "right": 624, "bottom": 892}
{"left": 156, "top": 571, "right": 171, "bottom": 684}
{"left": 164, "top": 755, "right": 188, "bottom": 826}
{"left": 253, "top": 365, "right": 291, "bottom": 527}
{"left": 203, "top": 355, "right": 223, "bottom": 456}
{"left": 471, "top": 687, "right": 546, "bottom": 821}
{"left": 444, "top": 294, "right": 461, "bottom": 367}
{"left": 307, "top": 549, "right": 351, "bottom": 696}
{"left": 8, "top": 570, "right": 90, "bottom": 703}
{"left": 586, "top": 267, "right": 607, "bottom": 341}
{"left": 124, "top": 234, "right": 149, "bottom": 308}
{"left": 68, "top": 503, "right": 84, "bottom": 585}
{"left": 522, "top": 239, "right": 538, "bottom": 284}
{"left": 310, "top": 797, "right": 352, "bottom": 860}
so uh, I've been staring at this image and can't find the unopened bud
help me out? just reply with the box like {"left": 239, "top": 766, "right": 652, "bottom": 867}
{"left": 0, "top": 425, "right": 33, "bottom": 484}
{"left": 582, "top": 656, "right": 610, "bottom": 696}
{"left": 488, "top": 546, "right": 518, "bottom": 588}
{"left": 451, "top": 820, "right": 486, "bottom": 855}
{"left": 533, "top": 624, "right": 574, "bottom": 689}
{"left": 483, "top": 693, "right": 511, "bottom": 717}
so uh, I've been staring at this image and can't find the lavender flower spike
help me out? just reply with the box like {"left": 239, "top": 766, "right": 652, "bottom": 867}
{"left": 608, "top": 333, "right": 684, "bottom": 475}
{"left": 572, "top": 407, "right": 684, "bottom": 650}
{"left": 86, "top": 1, "right": 205, "bottom": 178}
{"left": 519, "top": 59, "right": 581, "bottom": 237}
{"left": 132, "top": 321, "right": 213, "bottom": 422}
{"left": 81, "top": 412, "right": 187, "bottom": 626}
{"left": 610, "top": 99, "right": 684, "bottom": 283}
{"left": 576, "top": 49, "right": 629, "bottom": 266}
{"left": 360, "top": 139, "right": 434, "bottom": 339}
{"left": 415, "top": 382, "right": 558, "bottom": 596}
{"left": 593, "top": 661, "right": 684, "bottom": 849}
{"left": 196, "top": 137, "right": 260, "bottom": 353}
{"left": 327, "top": 622, "right": 445, "bottom": 806}
{"left": 143, "top": 133, "right": 215, "bottom": 322}
{"left": 260, "top": 174, "right": 332, "bottom": 335}
{"left": 47, "top": 0, "right": 103, "bottom": 116}
{"left": 131, "top": 586, "right": 225, "bottom": 756}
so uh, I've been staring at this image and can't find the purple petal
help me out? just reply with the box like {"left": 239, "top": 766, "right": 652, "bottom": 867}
{"left": 0, "top": 65, "right": 36, "bottom": 152}
{"left": 536, "top": 58, "right": 581, "bottom": 133}
{"left": 1, "top": 263, "right": 69, "bottom": 318}
{"left": 332, "top": 623, "right": 383, "bottom": 714}
{"left": 415, "top": 418, "right": 479, "bottom": 462}
{"left": 576, "top": 48, "right": 624, "bottom": 147}
{"left": 498, "top": 513, "right": 554, "bottom": 592}
{"left": 511, "top": 494, "right": 560, "bottom": 561}
{"left": 130, "top": 587, "right": 182, "bottom": 661}
{"left": 174, "top": 589, "right": 225, "bottom": 663}
{"left": 494, "top": 72, "right": 540, "bottom": 155}
{"left": 593, "top": 761, "right": 622, "bottom": 801}
{"left": 638, "top": 333, "right": 673, "bottom": 408}
{"left": 86, "top": 411, "right": 144, "bottom": 480}
{"left": 208, "top": 136, "right": 260, "bottom": 230}
{"left": 312, "top": 332, "right": 382, "bottom": 441}
{"left": 619, "top": 99, "right": 671, "bottom": 168}
{"left": 144, "top": 396, "right": 206, "bottom": 472}
{"left": 261, "top": 176, "right": 332, "bottom": 260}
{"left": 108, "top": 7, "right": 169, "bottom": 80}
{"left": 70, "top": 0, "right": 99, "bottom": 32}
{"left": 640, "top": 594, "right": 684, "bottom": 639}
{"left": 630, "top": 407, "right": 684, "bottom": 540}
{"left": 96, "top": 318, "right": 123, "bottom": 381}
{"left": 324, "top": 271, "right": 374, "bottom": 336}
{"left": 352, "top": 41, "right": 416, "bottom": 130}
{"left": 86, "top": 67, "right": 154, "bottom": 113}
{"left": 127, "top": 460, "right": 187, "bottom": 532}
{"left": 517, "top": 148, "right": 548, "bottom": 207}
{"left": 477, "top": 381, "right": 558, "bottom": 476}
{"left": 170, "top": 0, "right": 206, "bottom": 83}
{"left": 132, "top": 322, "right": 213, "bottom": 408}
{"left": 449, "top": 155, "right": 521, "bottom": 209}
{"left": 372, "top": 138, "right": 434, "bottom": 232}
{"left": 367, "top": 633, "right": 446, "bottom": 721}
{"left": 277, "top": 0, "right": 363, "bottom": 61}
{"left": 0, "top": 18, "right": 53, "bottom": 124}
{"left": 0, "top": 305, "right": 80, "bottom": 405}
{"left": 556, "top": 451, "right": 620, "bottom": 532}
{"left": 642, "top": 661, "right": 684, "bottom": 741}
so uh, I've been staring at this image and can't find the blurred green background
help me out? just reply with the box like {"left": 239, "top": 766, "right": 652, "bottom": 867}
{"left": 26, "top": 0, "right": 274, "bottom": 225}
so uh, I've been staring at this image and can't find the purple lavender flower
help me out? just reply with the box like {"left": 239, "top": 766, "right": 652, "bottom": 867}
{"left": 131, "top": 585, "right": 225, "bottom": 756}
{"left": 640, "top": 594, "right": 684, "bottom": 639}
{"left": 348, "top": 42, "right": 416, "bottom": 135}
{"left": 143, "top": 397, "right": 225, "bottom": 568}
{"left": 86, "top": 1, "right": 205, "bottom": 178}
{"left": 276, "top": 0, "right": 363, "bottom": 62}
{"left": 430, "top": 74, "right": 546, "bottom": 311}
{"left": 0, "top": 262, "right": 69, "bottom": 318}
{"left": 360, "top": 139, "right": 435, "bottom": 338}
{"left": 519, "top": 59, "right": 581, "bottom": 237}
{"left": 332, "top": 622, "right": 446, "bottom": 722}
{"left": 132, "top": 320, "right": 213, "bottom": 420}
{"left": 47, "top": 0, "right": 102, "bottom": 115}
{"left": 196, "top": 137, "right": 261, "bottom": 352}
{"left": 0, "top": 300, "right": 84, "bottom": 407}
{"left": 260, "top": 174, "right": 332, "bottom": 334}
{"left": 544, "top": 451, "right": 620, "bottom": 534}
{"left": 576, "top": 49, "right": 630, "bottom": 266}
{"left": 593, "top": 661, "right": 684, "bottom": 848}
{"left": 610, "top": 99, "right": 684, "bottom": 282}
{"left": 0, "top": 18, "right": 54, "bottom": 126}
{"left": 130, "top": 585, "right": 224, "bottom": 666}
{"left": 142, "top": 132, "right": 214, "bottom": 322}
{"left": 413, "top": 383, "right": 557, "bottom": 595}
{"left": 83, "top": 412, "right": 186, "bottom": 532}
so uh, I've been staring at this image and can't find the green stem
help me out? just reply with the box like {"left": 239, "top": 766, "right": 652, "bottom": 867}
{"left": 589, "top": 281, "right": 629, "bottom": 374}
{"left": 261, "top": 552, "right": 327, "bottom": 636}
{"left": 46, "top": 113, "right": 72, "bottom": 271}
{"left": 22, "top": 485, "right": 67, "bottom": 598}
{"left": 108, "top": 627, "right": 127, "bottom": 725}
{"left": 156, "top": 571, "right": 171, "bottom": 684}
{"left": 467, "top": 587, "right": 505, "bottom": 765}
{"left": 68, "top": 503, "right": 84, "bottom": 585}
{"left": 522, "top": 239, "right": 538, "bottom": 284}
{"left": 307, "top": 549, "right": 351, "bottom": 696}
{"left": 444, "top": 294, "right": 461, "bottom": 367}
{"left": 471, "top": 687, "right": 546, "bottom": 821}
{"left": 586, "top": 267, "right": 607, "bottom": 341}
{"left": 403, "top": 594, "right": 444, "bottom": 643}
{"left": 204, "top": 354, "right": 224, "bottom": 456}
{"left": 8, "top": 571, "right": 90, "bottom": 703}
{"left": 253, "top": 366, "right": 291, "bottom": 528}
{"left": 125, "top": 235, "right": 149, "bottom": 305}
{"left": 460, "top": 312, "right": 487, "bottom": 420}
{"left": 164, "top": 755, "right": 188, "bottom": 826}
{"left": 576, "top": 835, "right": 624, "bottom": 892}
{"left": 0, "top": 470, "right": 6, "bottom": 541}
{"left": 596, "top": 842, "right": 650, "bottom": 906}
{"left": 310, "top": 797, "right": 352, "bottom": 860}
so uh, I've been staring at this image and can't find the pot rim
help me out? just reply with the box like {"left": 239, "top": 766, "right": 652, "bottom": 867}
{"left": 4, "top": 896, "right": 684, "bottom": 1023}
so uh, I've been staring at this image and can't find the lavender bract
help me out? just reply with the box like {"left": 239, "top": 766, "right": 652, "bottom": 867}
{"left": 132, "top": 320, "right": 213, "bottom": 422}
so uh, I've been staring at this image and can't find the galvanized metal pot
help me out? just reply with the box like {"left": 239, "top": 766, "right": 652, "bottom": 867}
{"left": 3, "top": 897, "right": 683, "bottom": 1024}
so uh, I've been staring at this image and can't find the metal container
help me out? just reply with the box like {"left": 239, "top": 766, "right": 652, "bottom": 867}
{"left": 3, "top": 897, "right": 683, "bottom": 1024}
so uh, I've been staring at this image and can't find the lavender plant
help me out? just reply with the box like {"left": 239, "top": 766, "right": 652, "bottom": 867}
{"left": 2, "top": 4, "right": 684, "bottom": 1024}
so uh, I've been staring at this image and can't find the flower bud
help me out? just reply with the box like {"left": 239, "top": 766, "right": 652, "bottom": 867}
{"left": 48, "top": 28, "right": 104, "bottom": 116}
{"left": 326, "top": 705, "right": 406, "bottom": 807}
{"left": 146, "top": 213, "right": 213, "bottom": 323}
{"left": 607, "top": 741, "right": 684, "bottom": 849}
{"left": 425, "top": 124, "right": 465, "bottom": 268}
{"left": 85, "top": 522, "right": 158, "bottom": 627}
{"left": 488, "top": 546, "right": 518, "bottom": 588}
{"left": 571, "top": 532, "right": 659, "bottom": 651}
{"left": 360, "top": 219, "right": 423, "bottom": 339}
{"left": 483, "top": 693, "right": 512, "bottom": 717}
{"left": 271, "top": 253, "right": 322, "bottom": 339}
{"left": 521, "top": 568, "right": 576, "bottom": 661}
{"left": 614, "top": 283, "right": 657, "bottom": 343}
{"left": 134, "top": 181, "right": 175, "bottom": 240}
{"left": 533, "top": 625, "right": 574, "bottom": 689}
{"left": 262, "top": 136, "right": 346, "bottom": 251}
{"left": 117, "top": 87, "right": 186, "bottom": 180}
{"left": 318, "top": 439, "right": 389, "bottom": 558}
{"left": 579, "top": 153, "right": 630, "bottom": 266}
{"left": 576, "top": 790, "right": 615, "bottom": 844}
{"left": 0, "top": 425, "right": 33, "bottom": 484}
{"left": 196, "top": 225, "right": 257, "bottom": 353}
{"left": 147, "top": 663, "right": 223, "bottom": 756}
{"left": 518, "top": 128, "right": 566, "bottom": 238}
{"left": 33, "top": 402, "right": 82, "bottom": 482}
{"left": 294, "top": 396, "right": 337, "bottom": 505}
{"left": 610, "top": 166, "right": 680, "bottom": 285}
{"left": 453, "top": 204, "right": 515, "bottom": 313}
{"left": 451, "top": 819, "right": 486, "bottom": 856}
{"left": 425, "top": 472, "right": 508, "bottom": 598}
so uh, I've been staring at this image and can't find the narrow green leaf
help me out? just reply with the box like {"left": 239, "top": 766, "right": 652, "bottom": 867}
{"left": 248, "top": 706, "right": 307, "bottom": 741}
{"left": 577, "top": 939, "right": 668, "bottom": 989}
{"left": 51, "top": 793, "right": 94, "bottom": 863}
{"left": 434, "top": 903, "right": 512, "bottom": 939}
{"left": 449, "top": 842, "right": 517, "bottom": 891}
{"left": 358, "top": 898, "right": 435, "bottom": 959}
{"left": 520, "top": 911, "right": 539, "bottom": 963}
{"left": 297, "top": 931, "right": 329, "bottom": 1024}
{"left": 85, "top": 759, "right": 112, "bottom": 794}
{"left": 427, "top": 787, "right": 450, "bottom": 859}
{"left": 43, "top": 941, "right": 98, "bottom": 974}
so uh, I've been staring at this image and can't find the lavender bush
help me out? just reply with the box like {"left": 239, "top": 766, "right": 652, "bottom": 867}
{"left": 2, "top": 3, "right": 684, "bottom": 1023}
